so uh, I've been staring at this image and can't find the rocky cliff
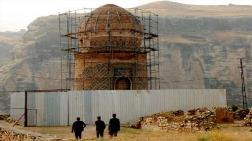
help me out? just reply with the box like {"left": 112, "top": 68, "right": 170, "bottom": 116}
{"left": 1, "top": 1, "right": 252, "bottom": 113}
{"left": 138, "top": 1, "right": 252, "bottom": 106}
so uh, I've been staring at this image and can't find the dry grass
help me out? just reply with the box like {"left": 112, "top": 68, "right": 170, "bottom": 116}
{"left": 0, "top": 128, "right": 33, "bottom": 141}
{"left": 1, "top": 124, "right": 252, "bottom": 141}
{"left": 110, "top": 127, "right": 252, "bottom": 141}
{"left": 196, "top": 124, "right": 252, "bottom": 141}
{"left": 197, "top": 130, "right": 251, "bottom": 141}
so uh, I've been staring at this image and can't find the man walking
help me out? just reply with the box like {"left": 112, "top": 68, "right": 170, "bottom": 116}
{"left": 108, "top": 113, "right": 120, "bottom": 137}
{"left": 95, "top": 116, "right": 106, "bottom": 138}
{"left": 72, "top": 117, "right": 86, "bottom": 140}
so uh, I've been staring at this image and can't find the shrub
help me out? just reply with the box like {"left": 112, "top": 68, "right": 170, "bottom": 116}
{"left": 231, "top": 105, "right": 239, "bottom": 112}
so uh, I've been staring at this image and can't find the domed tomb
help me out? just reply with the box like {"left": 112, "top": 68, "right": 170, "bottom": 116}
{"left": 78, "top": 4, "right": 144, "bottom": 52}
{"left": 74, "top": 4, "right": 147, "bottom": 90}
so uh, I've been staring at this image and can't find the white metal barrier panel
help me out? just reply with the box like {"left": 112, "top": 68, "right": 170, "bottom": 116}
{"left": 10, "top": 89, "right": 226, "bottom": 126}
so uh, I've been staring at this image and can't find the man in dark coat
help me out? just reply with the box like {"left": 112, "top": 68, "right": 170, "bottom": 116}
{"left": 95, "top": 116, "right": 106, "bottom": 138}
{"left": 108, "top": 113, "right": 120, "bottom": 137}
{"left": 72, "top": 117, "right": 86, "bottom": 140}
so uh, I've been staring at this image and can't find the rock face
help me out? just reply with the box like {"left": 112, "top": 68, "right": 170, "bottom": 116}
{"left": 0, "top": 16, "right": 66, "bottom": 114}
{"left": 1, "top": 2, "right": 252, "bottom": 113}
{"left": 158, "top": 16, "right": 252, "bottom": 106}
{"left": 0, "top": 31, "right": 25, "bottom": 114}
{"left": 139, "top": 1, "right": 252, "bottom": 106}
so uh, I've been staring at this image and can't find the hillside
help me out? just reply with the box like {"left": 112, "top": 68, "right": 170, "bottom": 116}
{"left": 139, "top": 1, "right": 252, "bottom": 17}
{"left": 1, "top": 1, "right": 252, "bottom": 113}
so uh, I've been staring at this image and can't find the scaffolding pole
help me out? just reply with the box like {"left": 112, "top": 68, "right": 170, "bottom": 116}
{"left": 59, "top": 7, "right": 160, "bottom": 90}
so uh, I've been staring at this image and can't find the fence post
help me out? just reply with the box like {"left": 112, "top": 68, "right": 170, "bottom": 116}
{"left": 24, "top": 91, "right": 28, "bottom": 127}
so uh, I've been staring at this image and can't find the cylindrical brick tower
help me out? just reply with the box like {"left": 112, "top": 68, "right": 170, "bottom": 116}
{"left": 74, "top": 4, "right": 147, "bottom": 90}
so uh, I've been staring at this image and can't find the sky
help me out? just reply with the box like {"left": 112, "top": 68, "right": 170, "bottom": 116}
{"left": 1, "top": 0, "right": 252, "bottom": 32}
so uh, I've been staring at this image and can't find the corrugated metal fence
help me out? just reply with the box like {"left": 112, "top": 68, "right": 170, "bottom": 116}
{"left": 10, "top": 89, "right": 226, "bottom": 126}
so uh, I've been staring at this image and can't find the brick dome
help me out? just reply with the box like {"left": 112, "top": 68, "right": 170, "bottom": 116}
{"left": 78, "top": 4, "right": 144, "bottom": 52}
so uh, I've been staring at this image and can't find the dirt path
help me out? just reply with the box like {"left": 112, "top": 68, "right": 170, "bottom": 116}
{"left": 0, "top": 121, "right": 115, "bottom": 140}
{"left": 1, "top": 120, "right": 252, "bottom": 141}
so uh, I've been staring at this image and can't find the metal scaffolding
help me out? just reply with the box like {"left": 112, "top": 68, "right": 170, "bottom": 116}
{"left": 58, "top": 7, "right": 160, "bottom": 90}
